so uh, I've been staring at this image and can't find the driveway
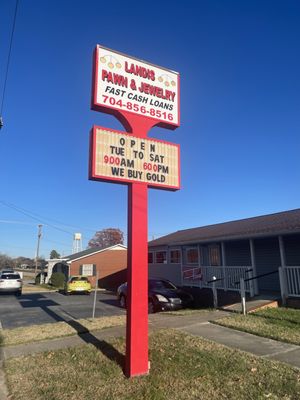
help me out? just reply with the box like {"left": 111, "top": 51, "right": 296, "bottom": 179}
{"left": 0, "top": 291, "right": 125, "bottom": 329}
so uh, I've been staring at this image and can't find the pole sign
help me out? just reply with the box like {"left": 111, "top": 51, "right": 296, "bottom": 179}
{"left": 89, "top": 126, "right": 180, "bottom": 190}
{"left": 92, "top": 45, "right": 180, "bottom": 129}
{"left": 89, "top": 45, "right": 180, "bottom": 378}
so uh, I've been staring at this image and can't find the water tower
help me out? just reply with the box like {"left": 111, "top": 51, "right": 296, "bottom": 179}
{"left": 72, "top": 233, "right": 83, "bottom": 254}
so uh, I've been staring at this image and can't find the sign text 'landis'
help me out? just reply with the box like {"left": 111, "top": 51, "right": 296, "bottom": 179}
{"left": 93, "top": 46, "right": 180, "bottom": 127}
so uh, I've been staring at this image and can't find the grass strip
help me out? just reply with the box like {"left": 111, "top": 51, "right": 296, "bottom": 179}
{"left": 1, "top": 315, "right": 126, "bottom": 347}
{"left": 214, "top": 307, "right": 300, "bottom": 345}
{"left": 1, "top": 309, "right": 211, "bottom": 346}
{"left": 5, "top": 329, "right": 300, "bottom": 400}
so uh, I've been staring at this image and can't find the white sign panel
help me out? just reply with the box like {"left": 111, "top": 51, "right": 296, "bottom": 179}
{"left": 89, "top": 126, "right": 180, "bottom": 190}
{"left": 92, "top": 45, "right": 180, "bottom": 128}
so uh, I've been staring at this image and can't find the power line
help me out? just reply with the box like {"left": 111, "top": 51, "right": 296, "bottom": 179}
{"left": 0, "top": 243, "right": 33, "bottom": 251}
{"left": 0, "top": 200, "right": 166, "bottom": 239}
{"left": 0, "top": 199, "right": 128, "bottom": 236}
{"left": 0, "top": 200, "right": 74, "bottom": 236}
{"left": 0, "top": 219, "right": 36, "bottom": 225}
{"left": 0, "top": 200, "right": 99, "bottom": 233}
{"left": 0, "top": 200, "right": 168, "bottom": 240}
{"left": 43, "top": 238, "right": 73, "bottom": 248}
{"left": 0, "top": 0, "right": 19, "bottom": 127}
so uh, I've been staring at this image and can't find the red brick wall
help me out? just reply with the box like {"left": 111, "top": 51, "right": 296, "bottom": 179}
{"left": 69, "top": 249, "right": 127, "bottom": 289}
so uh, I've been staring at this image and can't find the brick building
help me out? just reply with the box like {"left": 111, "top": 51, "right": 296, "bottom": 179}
{"left": 47, "top": 244, "right": 127, "bottom": 289}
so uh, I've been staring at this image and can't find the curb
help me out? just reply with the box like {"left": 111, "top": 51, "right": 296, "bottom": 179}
{"left": 0, "top": 345, "right": 8, "bottom": 400}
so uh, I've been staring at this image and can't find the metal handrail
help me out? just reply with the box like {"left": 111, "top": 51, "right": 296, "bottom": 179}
{"left": 233, "top": 268, "right": 281, "bottom": 286}
{"left": 243, "top": 269, "right": 278, "bottom": 283}
{"left": 206, "top": 277, "right": 223, "bottom": 284}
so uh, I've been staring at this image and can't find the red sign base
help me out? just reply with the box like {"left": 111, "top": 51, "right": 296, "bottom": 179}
{"left": 122, "top": 112, "right": 153, "bottom": 378}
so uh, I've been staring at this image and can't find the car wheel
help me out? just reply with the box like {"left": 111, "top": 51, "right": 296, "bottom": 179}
{"left": 148, "top": 299, "right": 155, "bottom": 314}
{"left": 119, "top": 295, "right": 126, "bottom": 308}
{"left": 16, "top": 290, "right": 22, "bottom": 297}
{"left": 65, "top": 290, "right": 70, "bottom": 296}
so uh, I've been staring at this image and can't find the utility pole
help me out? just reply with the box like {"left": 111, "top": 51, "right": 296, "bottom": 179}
{"left": 34, "top": 224, "right": 43, "bottom": 277}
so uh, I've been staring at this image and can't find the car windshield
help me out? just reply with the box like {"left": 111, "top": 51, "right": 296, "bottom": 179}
{"left": 149, "top": 280, "right": 177, "bottom": 290}
{"left": 1, "top": 274, "right": 20, "bottom": 280}
{"left": 70, "top": 277, "right": 88, "bottom": 282}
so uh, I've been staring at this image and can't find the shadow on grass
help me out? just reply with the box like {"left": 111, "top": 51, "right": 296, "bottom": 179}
{"left": 66, "top": 319, "right": 125, "bottom": 370}
{"left": 250, "top": 311, "right": 300, "bottom": 326}
{"left": 17, "top": 294, "right": 125, "bottom": 371}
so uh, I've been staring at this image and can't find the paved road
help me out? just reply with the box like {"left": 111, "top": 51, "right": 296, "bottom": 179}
{"left": 0, "top": 291, "right": 125, "bottom": 329}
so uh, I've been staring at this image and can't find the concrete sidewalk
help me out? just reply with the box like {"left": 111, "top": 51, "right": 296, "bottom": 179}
{"left": 1, "top": 310, "right": 300, "bottom": 369}
{"left": 151, "top": 312, "right": 300, "bottom": 369}
{"left": 180, "top": 321, "right": 300, "bottom": 368}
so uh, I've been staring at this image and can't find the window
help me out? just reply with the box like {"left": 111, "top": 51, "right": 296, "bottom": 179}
{"left": 1, "top": 274, "right": 20, "bottom": 280}
{"left": 156, "top": 251, "right": 167, "bottom": 264}
{"left": 149, "top": 279, "right": 177, "bottom": 290}
{"left": 70, "top": 276, "right": 89, "bottom": 282}
{"left": 148, "top": 252, "right": 153, "bottom": 264}
{"left": 81, "top": 264, "right": 94, "bottom": 276}
{"left": 186, "top": 247, "right": 198, "bottom": 264}
{"left": 170, "top": 249, "right": 181, "bottom": 264}
{"left": 209, "top": 245, "right": 221, "bottom": 266}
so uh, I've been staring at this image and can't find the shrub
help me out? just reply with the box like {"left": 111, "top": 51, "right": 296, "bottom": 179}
{"left": 34, "top": 273, "right": 41, "bottom": 285}
{"left": 34, "top": 272, "right": 48, "bottom": 285}
{"left": 50, "top": 272, "right": 66, "bottom": 288}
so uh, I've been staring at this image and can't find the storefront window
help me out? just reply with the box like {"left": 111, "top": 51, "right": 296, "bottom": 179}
{"left": 170, "top": 249, "right": 181, "bottom": 264}
{"left": 148, "top": 252, "right": 153, "bottom": 264}
{"left": 156, "top": 251, "right": 167, "bottom": 264}
{"left": 209, "top": 245, "right": 221, "bottom": 266}
{"left": 186, "top": 247, "right": 198, "bottom": 264}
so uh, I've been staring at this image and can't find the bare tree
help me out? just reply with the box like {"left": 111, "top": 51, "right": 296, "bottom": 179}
{"left": 0, "top": 253, "right": 14, "bottom": 269}
{"left": 14, "top": 256, "right": 34, "bottom": 268}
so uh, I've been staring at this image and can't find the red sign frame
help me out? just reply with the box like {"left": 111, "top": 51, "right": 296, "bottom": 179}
{"left": 89, "top": 125, "right": 181, "bottom": 191}
{"left": 89, "top": 45, "right": 180, "bottom": 378}
{"left": 91, "top": 45, "right": 180, "bottom": 130}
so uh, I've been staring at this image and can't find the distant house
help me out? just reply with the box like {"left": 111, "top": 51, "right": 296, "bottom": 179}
{"left": 46, "top": 244, "right": 127, "bottom": 289}
{"left": 148, "top": 209, "right": 300, "bottom": 301}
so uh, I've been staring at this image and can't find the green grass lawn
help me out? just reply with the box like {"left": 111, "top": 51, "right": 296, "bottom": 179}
{"left": 0, "top": 310, "right": 212, "bottom": 347}
{"left": 0, "top": 316, "right": 126, "bottom": 346}
{"left": 215, "top": 307, "right": 300, "bottom": 345}
{"left": 4, "top": 330, "right": 300, "bottom": 400}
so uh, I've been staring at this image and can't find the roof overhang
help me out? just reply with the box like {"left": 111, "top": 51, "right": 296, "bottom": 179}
{"left": 149, "top": 228, "right": 300, "bottom": 248}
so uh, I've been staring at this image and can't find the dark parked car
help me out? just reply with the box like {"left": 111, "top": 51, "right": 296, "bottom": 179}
{"left": 117, "top": 278, "right": 194, "bottom": 313}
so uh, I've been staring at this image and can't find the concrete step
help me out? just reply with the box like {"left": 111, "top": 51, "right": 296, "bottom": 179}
{"left": 221, "top": 295, "right": 280, "bottom": 313}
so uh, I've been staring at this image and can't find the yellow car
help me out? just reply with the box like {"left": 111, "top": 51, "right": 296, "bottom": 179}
{"left": 64, "top": 276, "right": 92, "bottom": 295}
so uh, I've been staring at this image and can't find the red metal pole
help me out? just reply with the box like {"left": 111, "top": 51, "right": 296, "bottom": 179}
{"left": 121, "top": 112, "right": 154, "bottom": 378}
{"left": 125, "top": 182, "right": 149, "bottom": 377}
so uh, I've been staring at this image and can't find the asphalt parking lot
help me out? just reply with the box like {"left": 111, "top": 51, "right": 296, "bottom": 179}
{"left": 0, "top": 291, "right": 125, "bottom": 329}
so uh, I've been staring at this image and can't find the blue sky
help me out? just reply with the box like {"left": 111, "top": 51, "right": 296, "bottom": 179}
{"left": 1, "top": 0, "right": 300, "bottom": 258}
